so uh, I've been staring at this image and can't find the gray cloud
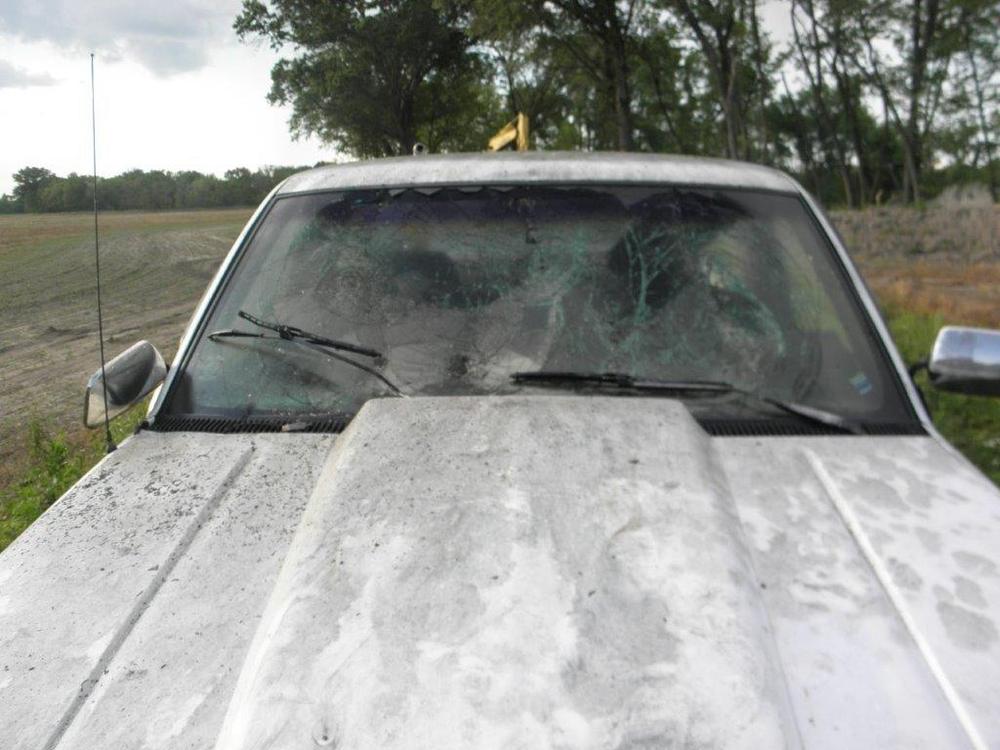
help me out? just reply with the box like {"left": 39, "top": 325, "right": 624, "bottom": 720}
{"left": 0, "top": 0, "right": 238, "bottom": 75}
{"left": 0, "top": 59, "right": 58, "bottom": 88}
{"left": 130, "top": 38, "right": 210, "bottom": 75}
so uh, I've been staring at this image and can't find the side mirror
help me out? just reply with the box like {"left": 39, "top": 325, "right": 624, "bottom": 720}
{"left": 928, "top": 326, "right": 1000, "bottom": 397}
{"left": 84, "top": 341, "right": 168, "bottom": 428}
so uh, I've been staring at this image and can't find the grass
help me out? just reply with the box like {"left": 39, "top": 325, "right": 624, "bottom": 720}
{"left": 884, "top": 306, "right": 1000, "bottom": 486}
{"left": 0, "top": 404, "right": 148, "bottom": 552}
{"left": 861, "top": 261, "right": 1000, "bottom": 329}
{"left": 0, "top": 209, "right": 253, "bottom": 256}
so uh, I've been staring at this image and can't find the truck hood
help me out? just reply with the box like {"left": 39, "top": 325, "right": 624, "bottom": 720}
{"left": 1, "top": 396, "right": 998, "bottom": 749}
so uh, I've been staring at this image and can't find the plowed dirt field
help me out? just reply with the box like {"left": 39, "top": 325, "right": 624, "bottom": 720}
{"left": 0, "top": 209, "right": 252, "bottom": 461}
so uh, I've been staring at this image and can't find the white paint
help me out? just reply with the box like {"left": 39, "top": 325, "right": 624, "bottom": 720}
{"left": 214, "top": 397, "right": 796, "bottom": 749}
{"left": 806, "top": 449, "right": 988, "bottom": 750}
{"left": 2, "top": 401, "right": 1000, "bottom": 748}
{"left": 280, "top": 152, "right": 797, "bottom": 196}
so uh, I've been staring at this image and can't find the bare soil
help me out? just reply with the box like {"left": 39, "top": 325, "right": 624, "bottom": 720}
{"left": 0, "top": 209, "right": 252, "bottom": 462}
{"left": 833, "top": 204, "right": 1000, "bottom": 328}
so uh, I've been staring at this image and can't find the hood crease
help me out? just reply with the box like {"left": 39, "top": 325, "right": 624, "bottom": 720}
{"left": 707, "top": 441, "right": 807, "bottom": 750}
{"left": 44, "top": 444, "right": 255, "bottom": 750}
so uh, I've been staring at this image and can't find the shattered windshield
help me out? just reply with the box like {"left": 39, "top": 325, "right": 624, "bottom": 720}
{"left": 164, "top": 185, "right": 914, "bottom": 424}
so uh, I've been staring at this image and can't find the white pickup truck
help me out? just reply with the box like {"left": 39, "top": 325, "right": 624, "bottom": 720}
{"left": 2, "top": 152, "right": 999, "bottom": 749}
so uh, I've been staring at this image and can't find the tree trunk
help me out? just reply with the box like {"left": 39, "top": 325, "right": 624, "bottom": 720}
{"left": 826, "top": 9, "right": 870, "bottom": 204}
{"left": 792, "top": 0, "right": 852, "bottom": 203}
{"left": 901, "top": 137, "right": 920, "bottom": 203}
{"left": 721, "top": 50, "right": 740, "bottom": 159}
{"left": 832, "top": 63, "right": 869, "bottom": 206}
{"left": 967, "top": 45, "right": 999, "bottom": 201}
{"left": 840, "top": 167, "right": 854, "bottom": 208}
{"left": 747, "top": 0, "right": 770, "bottom": 161}
{"left": 607, "top": 26, "right": 635, "bottom": 150}
{"left": 670, "top": 0, "right": 742, "bottom": 159}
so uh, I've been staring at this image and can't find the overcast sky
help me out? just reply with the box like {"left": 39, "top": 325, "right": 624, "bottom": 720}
{"left": 0, "top": 0, "right": 794, "bottom": 198}
{"left": 0, "top": 0, "right": 332, "bottom": 196}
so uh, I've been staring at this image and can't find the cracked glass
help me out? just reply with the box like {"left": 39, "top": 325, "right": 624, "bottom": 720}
{"left": 164, "top": 185, "right": 914, "bottom": 424}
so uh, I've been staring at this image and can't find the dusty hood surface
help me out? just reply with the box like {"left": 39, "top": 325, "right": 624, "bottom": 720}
{"left": 1, "top": 396, "right": 998, "bottom": 749}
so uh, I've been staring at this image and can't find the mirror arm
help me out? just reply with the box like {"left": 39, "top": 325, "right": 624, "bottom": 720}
{"left": 906, "top": 359, "right": 933, "bottom": 419}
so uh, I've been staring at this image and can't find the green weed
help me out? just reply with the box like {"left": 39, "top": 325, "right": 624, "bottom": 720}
{"left": 886, "top": 306, "right": 1000, "bottom": 486}
{"left": 0, "top": 405, "right": 148, "bottom": 552}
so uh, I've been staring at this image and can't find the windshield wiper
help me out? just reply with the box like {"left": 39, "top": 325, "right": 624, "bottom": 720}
{"left": 209, "top": 310, "right": 404, "bottom": 397}
{"left": 510, "top": 371, "right": 864, "bottom": 435}
{"left": 224, "top": 310, "right": 383, "bottom": 358}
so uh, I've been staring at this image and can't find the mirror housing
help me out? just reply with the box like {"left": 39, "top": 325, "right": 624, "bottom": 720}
{"left": 928, "top": 326, "right": 1000, "bottom": 397}
{"left": 84, "top": 341, "right": 168, "bottom": 428}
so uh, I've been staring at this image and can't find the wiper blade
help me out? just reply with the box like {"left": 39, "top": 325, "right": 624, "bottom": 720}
{"left": 510, "top": 371, "right": 863, "bottom": 435}
{"left": 235, "top": 310, "right": 382, "bottom": 359}
{"left": 512, "top": 371, "right": 733, "bottom": 392}
{"left": 209, "top": 310, "right": 404, "bottom": 397}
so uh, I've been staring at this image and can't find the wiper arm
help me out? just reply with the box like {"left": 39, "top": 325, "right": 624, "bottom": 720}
{"left": 510, "top": 371, "right": 863, "bottom": 435}
{"left": 209, "top": 310, "right": 404, "bottom": 397}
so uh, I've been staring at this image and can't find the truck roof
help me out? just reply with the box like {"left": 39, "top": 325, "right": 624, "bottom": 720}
{"left": 277, "top": 151, "right": 801, "bottom": 196}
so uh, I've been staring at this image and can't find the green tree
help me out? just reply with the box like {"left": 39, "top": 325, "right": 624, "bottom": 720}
{"left": 631, "top": 19, "right": 732, "bottom": 155}
{"left": 951, "top": 4, "right": 999, "bottom": 200}
{"left": 660, "top": 0, "right": 774, "bottom": 160}
{"left": 36, "top": 173, "right": 90, "bottom": 212}
{"left": 223, "top": 167, "right": 257, "bottom": 206}
{"left": 0, "top": 193, "right": 21, "bottom": 214}
{"left": 12, "top": 167, "right": 55, "bottom": 212}
{"left": 469, "top": 0, "right": 648, "bottom": 151}
{"left": 235, "top": 0, "right": 497, "bottom": 156}
{"left": 852, "top": 0, "right": 980, "bottom": 202}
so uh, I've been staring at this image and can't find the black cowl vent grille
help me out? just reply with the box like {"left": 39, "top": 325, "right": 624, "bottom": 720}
{"left": 150, "top": 414, "right": 924, "bottom": 438}
{"left": 150, "top": 415, "right": 348, "bottom": 434}
{"left": 697, "top": 418, "right": 927, "bottom": 437}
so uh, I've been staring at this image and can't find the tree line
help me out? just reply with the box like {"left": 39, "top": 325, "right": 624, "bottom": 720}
{"left": 5, "top": 0, "right": 996, "bottom": 213}
{"left": 233, "top": 0, "right": 999, "bottom": 207}
{"left": 0, "top": 165, "right": 312, "bottom": 214}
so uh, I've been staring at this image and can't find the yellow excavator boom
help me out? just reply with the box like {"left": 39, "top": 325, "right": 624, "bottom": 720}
{"left": 488, "top": 113, "right": 529, "bottom": 151}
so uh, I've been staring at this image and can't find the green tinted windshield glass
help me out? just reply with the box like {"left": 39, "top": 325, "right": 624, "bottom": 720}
{"left": 164, "top": 185, "right": 914, "bottom": 424}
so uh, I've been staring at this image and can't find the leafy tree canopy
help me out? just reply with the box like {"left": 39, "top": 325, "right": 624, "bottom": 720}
{"left": 12, "top": 167, "right": 57, "bottom": 212}
{"left": 235, "top": 0, "right": 502, "bottom": 156}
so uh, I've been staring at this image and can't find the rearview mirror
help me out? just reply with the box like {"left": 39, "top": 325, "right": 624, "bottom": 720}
{"left": 84, "top": 341, "right": 167, "bottom": 428}
{"left": 928, "top": 326, "right": 1000, "bottom": 397}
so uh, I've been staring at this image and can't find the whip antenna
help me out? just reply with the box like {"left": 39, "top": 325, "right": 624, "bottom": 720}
{"left": 91, "top": 53, "right": 115, "bottom": 453}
